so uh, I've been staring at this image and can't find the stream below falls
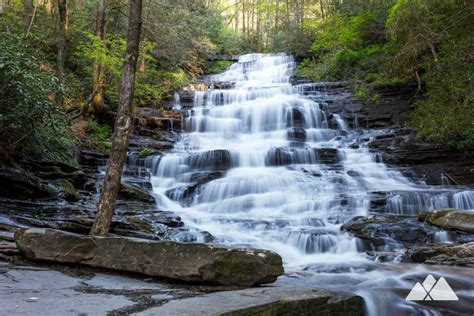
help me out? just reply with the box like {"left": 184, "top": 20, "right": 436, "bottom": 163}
{"left": 134, "top": 54, "right": 474, "bottom": 315}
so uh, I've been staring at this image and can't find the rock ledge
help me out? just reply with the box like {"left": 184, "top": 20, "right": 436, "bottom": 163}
{"left": 15, "top": 228, "right": 283, "bottom": 286}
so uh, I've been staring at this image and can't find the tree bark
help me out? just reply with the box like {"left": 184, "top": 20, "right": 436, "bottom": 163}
{"left": 90, "top": 0, "right": 143, "bottom": 237}
{"left": 242, "top": 0, "right": 246, "bottom": 35}
{"left": 91, "top": 0, "right": 107, "bottom": 116}
{"left": 319, "top": 0, "right": 325, "bottom": 20}
{"left": 25, "top": 3, "right": 37, "bottom": 36}
{"left": 56, "top": 0, "right": 67, "bottom": 106}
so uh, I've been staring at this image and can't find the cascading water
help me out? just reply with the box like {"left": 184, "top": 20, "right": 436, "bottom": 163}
{"left": 145, "top": 54, "right": 474, "bottom": 315}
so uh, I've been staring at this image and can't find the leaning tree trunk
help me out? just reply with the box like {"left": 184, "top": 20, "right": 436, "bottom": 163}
{"left": 56, "top": 0, "right": 67, "bottom": 106}
{"left": 91, "top": 0, "right": 107, "bottom": 116}
{"left": 90, "top": 0, "right": 143, "bottom": 236}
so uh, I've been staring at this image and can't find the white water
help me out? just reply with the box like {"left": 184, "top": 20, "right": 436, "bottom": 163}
{"left": 147, "top": 54, "right": 474, "bottom": 314}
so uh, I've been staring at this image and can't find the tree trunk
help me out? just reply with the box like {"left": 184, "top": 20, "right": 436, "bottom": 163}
{"left": 242, "top": 0, "right": 246, "bottom": 35}
{"left": 25, "top": 3, "right": 37, "bottom": 36}
{"left": 91, "top": 0, "right": 107, "bottom": 116}
{"left": 275, "top": 0, "right": 280, "bottom": 30}
{"left": 56, "top": 0, "right": 67, "bottom": 106}
{"left": 319, "top": 0, "right": 325, "bottom": 20}
{"left": 234, "top": 0, "right": 239, "bottom": 31}
{"left": 90, "top": 0, "right": 143, "bottom": 237}
{"left": 255, "top": 0, "right": 261, "bottom": 52}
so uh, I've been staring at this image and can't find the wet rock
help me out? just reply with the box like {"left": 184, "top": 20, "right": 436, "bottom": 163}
{"left": 354, "top": 83, "right": 416, "bottom": 128}
{"left": 0, "top": 168, "right": 57, "bottom": 200}
{"left": 212, "top": 81, "right": 234, "bottom": 89}
{"left": 60, "top": 179, "right": 81, "bottom": 202}
{"left": 341, "top": 215, "right": 436, "bottom": 248}
{"left": 187, "top": 150, "right": 233, "bottom": 170}
{"left": 317, "top": 148, "right": 340, "bottom": 164}
{"left": 178, "top": 91, "right": 194, "bottom": 105}
{"left": 119, "top": 183, "right": 155, "bottom": 204}
{"left": 287, "top": 127, "right": 306, "bottom": 141}
{"left": 289, "top": 107, "right": 306, "bottom": 128}
{"left": 166, "top": 227, "right": 215, "bottom": 243}
{"left": 368, "top": 131, "right": 474, "bottom": 186}
{"left": 136, "top": 286, "right": 364, "bottom": 316}
{"left": 128, "top": 135, "right": 175, "bottom": 152}
{"left": 135, "top": 108, "right": 182, "bottom": 132}
{"left": 419, "top": 209, "right": 474, "bottom": 234}
{"left": 15, "top": 228, "right": 284, "bottom": 286}
{"left": 403, "top": 242, "right": 474, "bottom": 267}
{"left": 166, "top": 171, "right": 224, "bottom": 205}
{"left": 79, "top": 150, "right": 109, "bottom": 168}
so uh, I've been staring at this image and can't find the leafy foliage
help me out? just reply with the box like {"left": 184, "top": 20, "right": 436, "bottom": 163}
{"left": 297, "top": 0, "right": 473, "bottom": 147}
{"left": 0, "top": 31, "right": 75, "bottom": 163}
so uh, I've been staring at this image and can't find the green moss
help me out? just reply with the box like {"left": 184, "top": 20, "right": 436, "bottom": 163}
{"left": 126, "top": 216, "right": 154, "bottom": 233}
{"left": 139, "top": 148, "right": 154, "bottom": 157}
{"left": 60, "top": 179, "right": 80, "bottom": 201}
{"left": 355, "top": 85, "right": 380, "bottom": 104}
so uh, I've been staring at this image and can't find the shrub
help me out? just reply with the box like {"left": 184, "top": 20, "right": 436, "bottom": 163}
{"left": 0, "top": 32, "right": 75, "bottom": 164}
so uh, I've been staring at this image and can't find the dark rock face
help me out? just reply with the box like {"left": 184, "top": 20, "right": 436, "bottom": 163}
{"left": 287, "top": 127, "right": 306, "bottom": 141}
{"left": 0, "top": 148, "right": 209, "bottom": 243}
{"left": 0, "top": 168, "right": 57, "bottom": 200}
{"left": 187, "top": 150, "right": 233, "bottom": 170}
{"left": 368, "top": 131, "right": 474, "bottom": 186}
{"left": 15, "top": 228, "right": 284, "bottom": 286}
{"left": 166, "top": 171, "right": 224, "bottom": 205}
{"left": 419, "top": 209, "right": 474, "bottom": 234}
{"left": 212, "top": 81, "right": 235, "bottom": 89}
{"left": 119, "top": 183, "right": 156, "bottom": 204}
{"left": 403, "top": 242, "right": 474, "bottom": 267}
{"left": 135, "top": 108, "right": 183, "bottom": 132}
{"left": 341, "top": 215, "right": 437, "bottom": 249}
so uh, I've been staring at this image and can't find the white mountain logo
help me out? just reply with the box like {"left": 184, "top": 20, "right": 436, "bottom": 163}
{"left": 406, "top": 275, "right": 459, "bottom": 301}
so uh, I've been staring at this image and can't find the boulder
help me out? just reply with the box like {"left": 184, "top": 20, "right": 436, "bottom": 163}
{"left": 15, "top": 228, "right": 284, "bottom": 286}
{"left": 341, "top": 215, "right": 437, "bottom": 249}
{"left": 419, "top": 209, "right": 474, "bottom": 234}
{"left": 403, "top": 242, "right": 474, "bottom": 267}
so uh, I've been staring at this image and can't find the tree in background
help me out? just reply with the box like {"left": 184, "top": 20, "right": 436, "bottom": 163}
{"left": 90, "top": 0, "right": 143, "bottom": 236}
{"left": 56, "top": 0, "right": 67, "bottom": 106}
{"left": 90, "top": 0, "right": 106, "bottom": 116}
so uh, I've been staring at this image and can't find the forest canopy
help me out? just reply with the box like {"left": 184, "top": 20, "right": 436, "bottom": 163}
{"left": 0, "top": 0, "right": 473, "bottom": 165}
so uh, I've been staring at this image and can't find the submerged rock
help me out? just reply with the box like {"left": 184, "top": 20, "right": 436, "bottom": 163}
{"left": 419, "top": 209, "right": 474, "bottom": 234}
{"left": 15, "top": 228, "right": 284, "bottom": 286}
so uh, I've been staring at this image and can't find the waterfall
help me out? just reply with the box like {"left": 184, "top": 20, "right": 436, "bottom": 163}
{"left": 145, "top": 54, "right": 474, "bottom": 315}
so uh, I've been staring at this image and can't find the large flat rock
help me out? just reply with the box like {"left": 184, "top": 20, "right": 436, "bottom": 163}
{"left": 135, "top": 286, "right": 364, "bottom": 316}
{"left": 0, "top": 265, "right": 135, "bottom": 316}
{"left": 0, "top": 260, "right": 363, "bottom": 316}
{"left": 14, "top": 228, "right": 283, "bottom": 286}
